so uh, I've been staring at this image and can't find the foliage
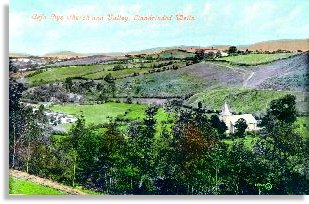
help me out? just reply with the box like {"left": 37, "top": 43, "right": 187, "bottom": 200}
{"left": 234, "top": 118, "right": 248, "bottom": 137}
{"left": 9, "top": 76, "right": 308, "bottom": 195}
{"left": 186, "top": 88, "right": 300, "bottom": 114}
{"left": 228, "top": 46, "right": 237, "bottom": 55}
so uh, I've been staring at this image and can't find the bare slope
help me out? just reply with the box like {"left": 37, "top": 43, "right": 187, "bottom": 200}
{"left": 116, "top": 62, "right": 245, "bottom": 97}
{"left": 244, "top": 52, "right": 309, "bottom": 91}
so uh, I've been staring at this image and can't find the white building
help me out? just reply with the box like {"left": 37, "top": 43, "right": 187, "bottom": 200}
{"left": 219, "top": 102, "right": 258, "bottom": 134}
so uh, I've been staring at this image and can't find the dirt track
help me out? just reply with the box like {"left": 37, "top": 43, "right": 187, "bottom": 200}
{"left": 9, "top": 169, "right": 87, "bottom": 195}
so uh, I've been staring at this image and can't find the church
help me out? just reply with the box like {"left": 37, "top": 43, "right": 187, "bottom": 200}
{"left": 219, "top": 102, "right": 258, "bottom": 134}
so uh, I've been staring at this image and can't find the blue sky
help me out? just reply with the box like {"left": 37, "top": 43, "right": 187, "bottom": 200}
{"left": 9, "top": 0, "right": 309, "bottom": 55}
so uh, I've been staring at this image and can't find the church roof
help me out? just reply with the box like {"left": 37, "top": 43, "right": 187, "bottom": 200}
{"left": 225, "top": 114, "right": 257, "bottom": 125}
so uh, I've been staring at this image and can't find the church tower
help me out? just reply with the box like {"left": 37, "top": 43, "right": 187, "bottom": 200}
{"left": 219, "top": 102, "right": 232, "bottom": 122}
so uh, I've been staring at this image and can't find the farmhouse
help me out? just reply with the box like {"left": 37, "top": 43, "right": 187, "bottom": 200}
{"left": 219, "top": 102, "right": 258, "bottom": 134}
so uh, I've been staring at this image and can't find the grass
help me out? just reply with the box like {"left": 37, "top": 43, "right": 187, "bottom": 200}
{"left": 295, "top": 116, "right": 309, "bottom": 139}
{"left": 27, "top": 64, "right": 113, "bottom": 84}
{"left": 50, "top": 102, "right": 147, "bottom": 125}
{"left": 218, "top": 53, "right": 294, "bottom": 65}
{"left": 9, "top": 177, "right": 67, "bottom": 195}
{"left": 186, "top": 88, "right": 289, "bottom": 114}
{"left": 50, "top": 102, "right": 173, "bottom": 137}
{"left": 84, "top": 67, "right": 153, "bottom": 79}
{"left": 26, "top": 59, "right": 185, "bottom": 85}
{"left": 50, "top": 102, "right": 171, "bottom": 124}
{"left": 223, "top": 135, "right": 258, "bottom": 149}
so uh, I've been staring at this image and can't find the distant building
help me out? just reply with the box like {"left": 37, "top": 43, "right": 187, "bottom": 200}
{"left": 219, "top": 102, "right": 258, "bottom": 134}
{"left": 219, "top": 51, "right": 228, "bottom": 57}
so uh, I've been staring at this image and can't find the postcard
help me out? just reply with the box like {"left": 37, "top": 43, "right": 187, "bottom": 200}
{"left": 9, "top": 0, "right": 308, "bottom": 195}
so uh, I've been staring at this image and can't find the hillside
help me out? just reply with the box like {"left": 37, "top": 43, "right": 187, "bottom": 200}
{"left": 244, "top": 52, "right": 309, "bottom": 91}
{"left": 218, "top": 53, "right": 295, "bottom": 66}
{"left": 43, "top": 51, "right": 91, "bottom": 59}
{"left": 9, "top": 169, "right": 88, "bottom": 195}
{"left": 9, "top": 53, "right": 33, "bottom": 58}
{"left": 9, "top": 177, "right": 67, "bottom": 195}
{"left": 115, "top": 61, "right": 245, "bottom": 97}
{"left": 10, "top": 39, "right": 308, "bottom": 59}
{"left": 185, "top": 88, "right": 307, "bottom": 114}
{"left": 245, "top": 39, "right": 309, "bottom": 52}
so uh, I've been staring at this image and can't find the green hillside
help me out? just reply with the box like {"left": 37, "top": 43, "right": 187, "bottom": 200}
{"left": 218, "top": 53, "right": 294, "bottom": 65}
{"left": 50, "top": 102, "right": 147, "bottom": 125}
{"left": 186, "top": 88, "right": 296, "bottom": 114}
{"left": 28, "top": 64, "right": 113, "bottom": 84}
{"left": 9, "top": 177, "right": 67, "bottom": 195}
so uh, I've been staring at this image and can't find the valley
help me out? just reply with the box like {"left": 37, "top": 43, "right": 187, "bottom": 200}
{"left": 9, "top": 40, "right": 309, "bottom": 195}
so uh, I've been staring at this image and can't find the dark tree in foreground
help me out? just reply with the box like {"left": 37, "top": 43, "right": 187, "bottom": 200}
{"left": 262, "top": 94, "right": 297, "bottom": 126}
{"left": 234, "top": 118, "right": 248, "bottom": 137}
{"left": 210, "top": 115, "right": 227, "bottom": 136}
{"left": 9, "top": 79, "right": 26, "bottom": 168}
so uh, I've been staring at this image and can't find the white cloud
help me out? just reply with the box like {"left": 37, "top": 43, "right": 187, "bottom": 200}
{"left": 202, "top": 3, "right": 212, "bottom": 18}
{"left": 46, "top": 29, "right": 62, "bottom": 41}
{"left": 9, "top": 12, "right": 35, "bottom": 37}
{"left": 131, "top": 4, "right": 141, "bottom": 14}
{"left": 116, "top": 28, "right": 142, "bottom": 37}
{"left": 182, "top": 4, "right": 193, "bottom": 15}
{"left": 257, "top": 5, "right": 307, "bottom": 35}
{"left": 240, "top": 2, "right": 276, "bottom": 26}
{"left": 110, "top": 3, "right": 142, "bottom": 15}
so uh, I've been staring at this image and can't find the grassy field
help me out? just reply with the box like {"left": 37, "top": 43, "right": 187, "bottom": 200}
{"left": 218, "top": 53, "right": 294, "bottom": 65}
{"left": 26, "top": 59, "right": 185, "bottom": 84}
{"left": 223, "top": 135, "right": 258, "bottom": 149}
{"left": 9, "top": 177, "right": 67, "bottom": 195}
{"left": 27, "top": 64, "right": 113, "bottom": 84}
{"left": 50, "top": 102, "right": 147, "bottom": 125}
{"left": 186, "top": 88, "right": 292, "bottom": 114}
{"left": 83, "top": 67, "right": 153, "bottom": 79}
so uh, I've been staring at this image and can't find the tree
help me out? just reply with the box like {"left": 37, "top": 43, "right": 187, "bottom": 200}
{"left": 23, "top": 106, "right": 50, "bottom": 173}
{"left": 228, "top": 46, "right": 237, "bottom": 55}
{"left": 9, "top": 59, "right": 18, "bottom": 73}
{"left": 205, "top": 52, "right": 215, "bottom": 60}
{"left": 113, "top": 64, "right": 124, "bottom": 71}
{"left": 68, "top": 115, "right": 88, "bottom": 187}
{"left": 193, "top": 50, "right": 205, "bottom": 63}
{"left": 64, "top": 77, "right": 73, "bottom": 92}
{"left": 9, "top": 79, "right": 26, "bottom": 168}
{"left": 262, "top": 94, "right": 297, "bottom": 126}
{"left": 210, "top": 115, "right": 227, "bottom": 136}
{"left": 252, "top": 95, "right": 307, "bottom": 194}
{"left": 225, "top": 141, "right": 256, "bottom": 194}
{"left": 104, "top": 73, "right": 115, "bottom": 83}
{"left": 234, "top": 118, "right": 247, "bottom": 137}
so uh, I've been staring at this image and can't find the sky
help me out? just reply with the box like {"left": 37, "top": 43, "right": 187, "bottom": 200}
{"left": 9, "top": 0, "right": 309, "bottom": 55}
